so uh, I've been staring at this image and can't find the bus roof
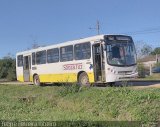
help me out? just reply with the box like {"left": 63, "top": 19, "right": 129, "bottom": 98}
{"left": 16, "top": 34, "right": 129, "bottom": 55}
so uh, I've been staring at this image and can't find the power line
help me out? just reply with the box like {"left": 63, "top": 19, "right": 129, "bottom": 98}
{"left": 121, "top": 26, "right": 160, "bottom": 35}
{"left": 127, "top": 30, "right": 160, "bottom": 35}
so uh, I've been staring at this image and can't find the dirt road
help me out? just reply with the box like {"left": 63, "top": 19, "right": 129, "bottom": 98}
{"left": 0, "top": 81, "right": 160, "bottom": 88}
{"left": 0, "top": 81, "right": 33, "bottom": 85}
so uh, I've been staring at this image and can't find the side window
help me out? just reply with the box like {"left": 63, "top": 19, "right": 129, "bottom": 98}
{"left": 36, "top": 50, "right": 46, "bottom": 64}
{"left": 74, "top": 42, "right": 91, "bottom": 60}
{"left": 17, "top": 55, "right": 23, "bottom": 67}
{"left": 47, "top": 48, "right": 59, "bottom": 63}
{"left": 32, "top": 52, "right": 35, "bottom": 65}
{"left": 60, "top": 45, "right": 73, "bottom": 62}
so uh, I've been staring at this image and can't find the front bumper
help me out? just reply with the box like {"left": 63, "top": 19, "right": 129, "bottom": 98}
{"left": 106, "top": 72, "right": 138, "bottom": 82}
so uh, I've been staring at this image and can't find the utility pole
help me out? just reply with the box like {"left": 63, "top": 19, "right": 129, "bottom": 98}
{"left": 97, "top": 20, "right": 100, "bottom": 35}
{"left": 89, "top": 20, "right": 100, "bottom": 35}
{"left": 156, "top": 54, "right": 158, "bottom": 63}
{"left": 30, "top": 35, "right": 39, "bottom": 49}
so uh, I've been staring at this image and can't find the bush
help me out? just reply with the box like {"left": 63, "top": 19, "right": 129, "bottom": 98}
{"left": 58, "top": 83, "right": 90, "bottom": 97}
{"left": 138, "top": 63, "right": 146, "bottom": 78}
{"left": 0, "top": 58, "right": 16, "bottom": 81}
{"left": 59, "top": 84, "right": 81, "bottom": 97}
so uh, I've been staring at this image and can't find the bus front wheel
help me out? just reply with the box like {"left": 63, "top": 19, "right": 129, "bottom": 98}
{"left": 78, "top": 72, "right": 90, "bottom": 86}
{"left": 33, "top": 75, "right": 41, "bottom": 86}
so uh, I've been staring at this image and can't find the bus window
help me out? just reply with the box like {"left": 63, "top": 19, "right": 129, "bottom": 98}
{"left": 47, "top": 48, "right": 59, "bottom": 63}
{"left": 17, "top": 55, "right": 23, "bottom": 67}
{"left": 60, "top": 45, "right": 73, "bottom": 62}
{"left": 36, "top": 50, "right": 46, "bottom": 64}
{"left": 74, "top": 42, "right": 91, "bottom": 60}
{"left": 32, "top": 52, "right": 35, "bottom": 65}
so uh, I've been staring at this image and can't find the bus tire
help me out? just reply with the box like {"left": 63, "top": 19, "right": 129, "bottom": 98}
{"left": 78, "top": 72, "right": 90, "bottom": 86}
{"left": 33, "top": 75, "right": 41, "bottom": 86}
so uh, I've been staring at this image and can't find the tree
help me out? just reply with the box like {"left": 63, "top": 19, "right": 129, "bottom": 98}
{"left": 150, "top": 47, "right": 160, "bottom": 55}
{"left": 140, "top": 44, "right": 153, "bottom": 56}
{"left": 0, "top": 57, "right": 16, "bottom": 81}
{"left": 7, "top": 59, "right": 16, "bottom": 81}
{"left": 135, "top": 41, "right": 153, "bottom": 59}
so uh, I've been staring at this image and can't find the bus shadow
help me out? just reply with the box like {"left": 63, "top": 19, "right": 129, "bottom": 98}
{"left": 40, "top": 83, "right": 64, "bottom": 87}
{"left": 127, "top": 81, "right": 160, "bottom": 87}
{"left": 40, "top": 82, "right": 124, "bottom": 87}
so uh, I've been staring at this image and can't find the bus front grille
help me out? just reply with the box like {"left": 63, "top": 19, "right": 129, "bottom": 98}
{"left": 118, "top": 71, "right": 132, "bottom": 75}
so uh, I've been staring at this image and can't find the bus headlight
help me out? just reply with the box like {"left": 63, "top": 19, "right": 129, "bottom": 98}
{"left": 107, "top": 68, "right": 117, "bottom": 74}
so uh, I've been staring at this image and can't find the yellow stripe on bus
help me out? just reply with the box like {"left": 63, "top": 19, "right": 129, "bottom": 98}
{"left": 17, "top": 76, "right": 24, "bottom": 82}
{"left": 17, "top": 72, "right": 94, "bottom": 83}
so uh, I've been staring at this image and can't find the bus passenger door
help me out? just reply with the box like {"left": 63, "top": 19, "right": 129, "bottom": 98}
{"left": 93, "top": 43, "right": 105, "bottom": 82}
{"left": 23, "top": 55, "right": 31, "bottom": 82}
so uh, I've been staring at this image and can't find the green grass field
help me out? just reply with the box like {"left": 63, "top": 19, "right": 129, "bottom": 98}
{"left": 137, "top": 73, "right": 160, "bottom": 81}
{"left": 0, "top": 84, "right": 160, "bottom": 122}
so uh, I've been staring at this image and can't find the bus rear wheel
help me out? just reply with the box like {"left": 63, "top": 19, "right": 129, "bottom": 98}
{"left": 78, "top": 72, "right": 90, "bottom": 86}
{"left": 33, "top": 75, "right": 41, "bottom": 86}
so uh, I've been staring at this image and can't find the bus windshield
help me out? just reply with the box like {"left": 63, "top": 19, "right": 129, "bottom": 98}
{"left": 106, "top": 42, "right": 136, "bottom": 66}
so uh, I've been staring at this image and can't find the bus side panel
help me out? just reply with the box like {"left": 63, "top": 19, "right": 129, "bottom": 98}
{"left": 17, "top": 75, "right": 24, "bottom": 82}
{"left": 88, "top": 72, "right": 94, "bottom": 83}
{"left": 31, "top": 60, "right": 95, "bottom": 83}
{"left": 16, "top": 67, "right": 24, "bottom": 82}
{"left": 38, "top": 72, "right": 94, "bottom": 83}
{"left": 30, "top": 75, "right": 33, "bottom": 82}
{"left": 39, "top": 73, "right": 77, "bottom": 83}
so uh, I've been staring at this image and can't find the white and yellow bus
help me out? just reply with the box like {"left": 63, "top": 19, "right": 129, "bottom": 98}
{"left": 16, "top": 34, "right": 138, "bottom": 86}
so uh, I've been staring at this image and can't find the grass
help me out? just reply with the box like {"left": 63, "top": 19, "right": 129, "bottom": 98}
{"left": 0, "top": 84, "right": 160, "bottom": 122}
{"left": 144, "top": 73, "right": 160, "bottom": 80}
{"left": 137, "top": 73, "right": 160, "bottom": 80}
